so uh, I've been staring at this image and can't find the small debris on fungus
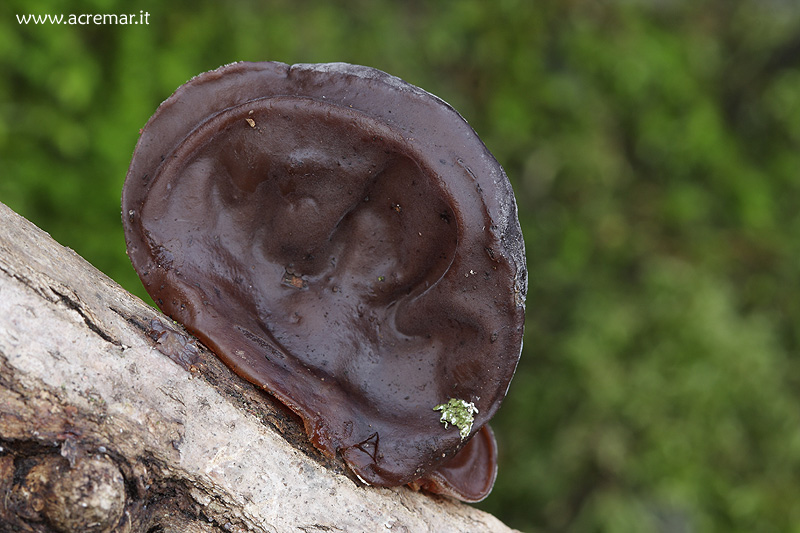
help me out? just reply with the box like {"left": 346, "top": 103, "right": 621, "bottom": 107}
{"left": 122, "top": 61, "right": 526, "bottom": 502}
{"left": 434, "top": 399, "right": 479, "bottom": 440}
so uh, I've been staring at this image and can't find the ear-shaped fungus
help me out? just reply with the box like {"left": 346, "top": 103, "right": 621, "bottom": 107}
{"left": 122, "top": 61, "right": 526, "bottom": 502}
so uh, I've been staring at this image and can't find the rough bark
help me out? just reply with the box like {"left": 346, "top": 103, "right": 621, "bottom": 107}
{"left": 0, "top": 201, "right": 516, "bottom": 533}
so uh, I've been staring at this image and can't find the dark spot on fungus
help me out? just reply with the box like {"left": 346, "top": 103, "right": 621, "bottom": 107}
{"left": 122, "top": 61, "right": 526, "bottom": 501}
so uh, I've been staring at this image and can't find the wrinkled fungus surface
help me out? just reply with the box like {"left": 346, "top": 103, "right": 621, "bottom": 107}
{"left": 122, "top": 61, "right": 526, "bottom": 501}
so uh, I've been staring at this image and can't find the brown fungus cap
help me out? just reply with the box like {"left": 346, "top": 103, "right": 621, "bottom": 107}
{"left": 122, "top": 61, "right": 526, "bottom": 501}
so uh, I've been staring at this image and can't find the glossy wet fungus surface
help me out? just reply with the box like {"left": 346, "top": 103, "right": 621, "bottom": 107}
{"left": 122, "top": 61, "right": 526, "bottom": 502}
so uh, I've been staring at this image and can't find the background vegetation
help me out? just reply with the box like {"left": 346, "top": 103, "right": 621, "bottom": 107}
{"left": 2, "top": 1, "right": 800, "bottom": 531}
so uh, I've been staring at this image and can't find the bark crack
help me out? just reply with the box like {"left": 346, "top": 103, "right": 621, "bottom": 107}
{"left": 51, "top": 287, "right": 121, "bottom": 346}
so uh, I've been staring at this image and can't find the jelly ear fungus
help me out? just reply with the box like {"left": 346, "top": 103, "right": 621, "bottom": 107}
{"left": 122, "top": 61, "right": 526, "bottom": 502}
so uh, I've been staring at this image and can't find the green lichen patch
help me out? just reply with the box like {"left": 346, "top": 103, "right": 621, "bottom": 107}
{"left": 434, "top": 398, "right": 478, "bottom": 440}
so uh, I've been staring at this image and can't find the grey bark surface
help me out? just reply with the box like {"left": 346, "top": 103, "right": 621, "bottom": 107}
{"left": 0, "top": 202, "right": 516, "bottom": 533}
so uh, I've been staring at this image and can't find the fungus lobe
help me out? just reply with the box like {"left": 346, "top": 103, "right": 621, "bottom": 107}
{"left": 122, "top": 61, "right": 526, "bottom": 501}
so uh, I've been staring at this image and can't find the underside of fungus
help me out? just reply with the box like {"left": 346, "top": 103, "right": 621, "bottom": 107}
{"left": 122, "top": 61, "right": 526, "bottom": 502}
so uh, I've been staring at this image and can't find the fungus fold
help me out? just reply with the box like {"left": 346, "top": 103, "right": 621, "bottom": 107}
{"left": 122, "top": 61, "right": 526, "bottom": 502}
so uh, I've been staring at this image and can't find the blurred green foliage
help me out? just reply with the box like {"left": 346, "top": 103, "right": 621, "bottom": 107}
{"left": 2, "top": 1, "right": 800, "bottom": 531}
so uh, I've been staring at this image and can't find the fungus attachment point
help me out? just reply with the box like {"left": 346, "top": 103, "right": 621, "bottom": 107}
{"left": 122, "top": 61, "right": 526, "bottom": 502}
